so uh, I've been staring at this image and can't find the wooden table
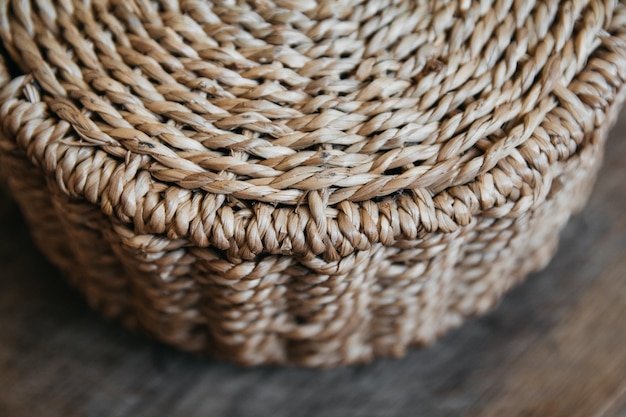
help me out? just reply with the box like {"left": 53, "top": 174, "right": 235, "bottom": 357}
{"left": 1, "top": 113, "right": 625, "bottom": 417}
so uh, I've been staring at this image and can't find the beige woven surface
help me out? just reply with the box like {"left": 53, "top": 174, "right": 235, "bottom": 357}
{"left": 0, "top": 0, "right": 625, "bottom": 366}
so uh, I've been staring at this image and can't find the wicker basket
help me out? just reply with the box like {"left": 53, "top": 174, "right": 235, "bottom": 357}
{"left": 0, "top": 0, "right": 625, "bottom": 367}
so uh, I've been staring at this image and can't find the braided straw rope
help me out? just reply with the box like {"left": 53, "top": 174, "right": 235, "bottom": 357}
{"left": 1, "top": 0, "right": 625, "bottom": 366}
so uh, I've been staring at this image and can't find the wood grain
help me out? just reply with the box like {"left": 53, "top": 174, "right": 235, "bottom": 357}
{"left": 0, "top": 111, "right": 625, "bottom": 417}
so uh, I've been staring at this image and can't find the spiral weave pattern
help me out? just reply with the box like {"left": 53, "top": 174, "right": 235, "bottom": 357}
{"left": 0, "top": 0, "right": 625, "bottom": 366}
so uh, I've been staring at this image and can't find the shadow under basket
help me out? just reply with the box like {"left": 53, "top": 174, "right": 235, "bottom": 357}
{"left": 1, "top": 0, "right": 625, "bottom": 367}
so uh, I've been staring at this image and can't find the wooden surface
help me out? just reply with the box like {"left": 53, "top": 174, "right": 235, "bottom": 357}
{"left": 1, "top": 114, "right": 625, "bottom": 417}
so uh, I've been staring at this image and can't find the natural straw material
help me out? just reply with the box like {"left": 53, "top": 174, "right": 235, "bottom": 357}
{"left": 1, "top": 0, "right": 625, "bottom": 367}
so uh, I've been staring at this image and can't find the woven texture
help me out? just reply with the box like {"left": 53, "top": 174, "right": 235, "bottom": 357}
{"left": 1, "top": 0, "right": 625, "bottom": 367}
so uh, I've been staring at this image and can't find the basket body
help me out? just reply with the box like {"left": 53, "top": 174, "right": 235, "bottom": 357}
{"left": 1, "top": 0, "right": 626, "bottom": 366}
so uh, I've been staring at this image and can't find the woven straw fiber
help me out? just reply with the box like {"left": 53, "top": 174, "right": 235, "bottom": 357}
{"left": 1, "top": 0, "right": 625, "bottom": 367}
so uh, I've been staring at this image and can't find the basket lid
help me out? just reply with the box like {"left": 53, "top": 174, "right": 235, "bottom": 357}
{"left": 0, "top": 0, "right": 623, "bottom": 254}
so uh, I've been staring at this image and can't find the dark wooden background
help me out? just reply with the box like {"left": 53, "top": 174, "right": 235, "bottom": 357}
{"left": 1, "top": 111, "right": 625, "bottom": 417}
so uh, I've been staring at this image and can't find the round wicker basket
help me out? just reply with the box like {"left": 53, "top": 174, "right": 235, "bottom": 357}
{"left": 1, "top": 0, "right": 625, "bottom": 367}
